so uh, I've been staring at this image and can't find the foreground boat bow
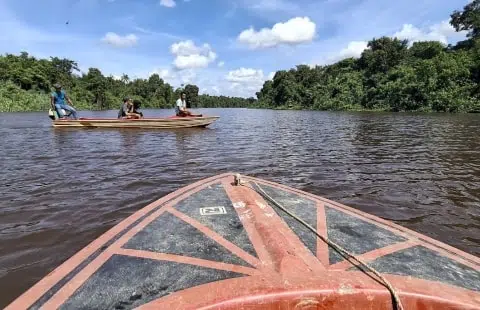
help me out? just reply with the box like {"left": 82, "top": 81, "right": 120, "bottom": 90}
{"left": 7, "top": 173, "right": 480, "bottom": 309}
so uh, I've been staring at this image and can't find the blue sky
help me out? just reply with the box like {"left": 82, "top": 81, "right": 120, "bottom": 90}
{"left": 0, "top": 0, "right": 471, "bottom": 97}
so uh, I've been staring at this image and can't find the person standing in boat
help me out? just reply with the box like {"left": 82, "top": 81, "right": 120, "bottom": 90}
{"left": 51, "top": 83, "right": 78, "bottom": 119}
{"left": 175, "top": 92, "right": 194, "bottom": 117}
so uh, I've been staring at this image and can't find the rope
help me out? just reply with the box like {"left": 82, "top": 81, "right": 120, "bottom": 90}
{"left": 237, "top": 177, "right": 404, "bottom": 310}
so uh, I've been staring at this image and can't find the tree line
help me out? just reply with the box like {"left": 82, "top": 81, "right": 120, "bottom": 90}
{"left": 256, "top": 1, "right": 480, "bottom": 112}
{"left": 0, "top": 53, "right": 255, "bottom": 112}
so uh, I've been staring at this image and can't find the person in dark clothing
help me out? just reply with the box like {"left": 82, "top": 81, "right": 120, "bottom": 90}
{"left": 118, "top": 97, "right": 130, "bottom": 119}
{"left": 117, "top": 97, "right": 141, "bottom": 119}
{"left": 132, "top": 100, "right": 143, "bottom": 118}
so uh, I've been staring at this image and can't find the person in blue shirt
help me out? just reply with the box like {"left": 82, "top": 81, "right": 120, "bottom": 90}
{"left": 50, "top": 83, "right": 78, "bottom": 119}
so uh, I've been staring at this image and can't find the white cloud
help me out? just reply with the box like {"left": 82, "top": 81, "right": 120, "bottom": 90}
{"left": 237, "top": 17, "right": 316, "bottom": 49}
{"left": 226, "top": 67, "right": 264, "bottom": 83}
{"left": 224, "top": 67, "right": 273, "bottom": 97}
{"left": 338, "top": 41, "right": 368, "bottom": 59}
{"left": 149, "top": 68, "right": 172, "bottom": 80}
{"left": 160, "top": 0, "right": 176, "bottom": 8}
{"left": 170, "top": 40, "right": 217, "bottom": 70}
{"left": 101, "top": 32, "right": 138, "bottom": 47}
{"left": 170, "top": 40, "right": 209, "bottom": 56}
{"left": 326, "top": 40, "right": 368, "bottom": 63}
{"left": 393, "top": 20, "right": 467, "bottom": 45}
{"left": 132, "top": 67, "right": 197, "bottom": 88}
{"left": 173, "top": 54, "right": 216, "bottom": 70}
{"left": 311, "top": 40, "right": 368, "bottom": 66}
{"left": 211, "top": 86, "right": 220, "bottom": 94}
{"left": 218, "top": 61, "right": 225, "bottom": 67}
{"left": 178, "top": 69, "right": 197, "bottom": 84}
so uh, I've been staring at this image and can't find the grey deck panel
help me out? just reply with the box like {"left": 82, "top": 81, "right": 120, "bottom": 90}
{"left": 350, "top": 245, "right": 480, "bottom": 292}
{"left": 326, "top": 206, "right": 408, "bottom": 264}
{"left": 123, "top": 212, "right": 252, "bottom": 267}
{"left": 173, "top": 183, "right": 258, "bottom": 258}
{"left": 60, "top": 255, "right": 245, "bottom": 310}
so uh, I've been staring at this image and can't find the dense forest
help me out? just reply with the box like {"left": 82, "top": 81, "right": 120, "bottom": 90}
{"left": 1, "top": 1, "right": 479, "bottom": 113}
{"left": 256, "top": 1, "right": 480, "bottom": 112}
{"left": 0, "top": 55, "right": 254, "bottom": 112}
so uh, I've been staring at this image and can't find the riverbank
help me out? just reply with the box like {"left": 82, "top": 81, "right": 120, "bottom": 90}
{"left": 3, "top": 97, "right": 480, "bottom": 114}
{"left": 246, "top": 103, "right": 479, "bottom": 113}
{"left": 0, "top": 80, "right": 254, "bottom": 113}
{"left": 0, "top": 52, "right": 254, "bottom": 113}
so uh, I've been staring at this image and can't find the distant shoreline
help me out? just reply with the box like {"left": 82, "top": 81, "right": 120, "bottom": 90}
{"left": 3, "top": 105, "right": 479, "bottom": 114}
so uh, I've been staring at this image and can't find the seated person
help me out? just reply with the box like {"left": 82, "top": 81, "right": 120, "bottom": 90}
{"left": 175, "top": 92, "right": 201, "bottom": 117}
{"left": 132, "top": 99, "right": 144, "bottom": 118}
{"left": 118, "top": 97, "right": 141, "bottom": 119}
{"left": 51, "top": 83, "right": 78, "bottom": 119}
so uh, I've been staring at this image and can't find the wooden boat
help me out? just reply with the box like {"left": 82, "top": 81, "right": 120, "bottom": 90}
{"left": 6, "top": 173, "right": 480, "bottom": 309}
{"left": 51, "top": 115, "right": 219, "bottom": 129}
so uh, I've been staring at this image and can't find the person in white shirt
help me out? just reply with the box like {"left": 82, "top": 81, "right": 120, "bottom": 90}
{"left": 175, "top": 92, "right": 194, "bottom": 117}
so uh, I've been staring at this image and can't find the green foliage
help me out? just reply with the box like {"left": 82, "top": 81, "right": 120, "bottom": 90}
{"left": 450, "top": 0, "right": 480, "bottom": 39}
{"left": 198, "top": 94, "right": 256, "bottom": 108}
{"left": 359, "top": 37, "right": 409, "bottom": 75}
{"left": 0, "top": 52, "right": 255, "bottom": 112}
{"left": 0, "top": 81, "right": 49, "bottom": 112}
{"left": 256, "top": 4, "right": 480, "bottom": 113}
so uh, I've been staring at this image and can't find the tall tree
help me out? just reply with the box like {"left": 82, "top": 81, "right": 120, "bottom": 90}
{"left": 451, "top": 0, "right": 480, "bottom": 39}
{"left": 184, "top": 84, "right": 199, "bottom": 108}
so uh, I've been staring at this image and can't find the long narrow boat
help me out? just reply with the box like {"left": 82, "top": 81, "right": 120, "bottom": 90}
{"left": 51, "top": 115, "right": 219, "bottom": 129}
{"left": 6, "top": 173, "right": 480, "bottom": 309}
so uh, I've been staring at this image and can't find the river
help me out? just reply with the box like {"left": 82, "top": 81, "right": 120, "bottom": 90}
{"left": 1, "top": 108, "right": 479, "bottom": 307}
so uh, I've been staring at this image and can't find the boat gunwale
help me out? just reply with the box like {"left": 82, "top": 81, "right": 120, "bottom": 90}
{"left": 52, "top": 116, "right": 219, "bottom": 122}
{"left": 140, "top": 272, "right": 480, "bottom": 310}
{"left": 51, "top": 116, "right": 219, "bottom": 128}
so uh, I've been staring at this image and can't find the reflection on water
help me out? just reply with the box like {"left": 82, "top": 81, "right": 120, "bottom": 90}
{"left": 0, "top": 108, "right": 479, "bottom": 307}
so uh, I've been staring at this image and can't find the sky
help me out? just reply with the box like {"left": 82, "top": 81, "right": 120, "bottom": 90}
{"left": 0, "top": 0, "right": 472, "bottom": 97}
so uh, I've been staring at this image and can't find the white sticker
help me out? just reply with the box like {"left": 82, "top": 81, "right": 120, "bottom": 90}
{"left": 256, "top": 200, "right": 267, "bottom": 209}
{"left": 239, "top": 209, "right": 253, "bottom": 220}
{"left": 200, "top": 206, "right": 227, "bottom": 216}
{"left": 233, "top": 201, "right": 246, "bottom": 209}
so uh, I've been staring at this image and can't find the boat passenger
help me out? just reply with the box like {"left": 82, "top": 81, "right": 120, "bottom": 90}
{"left": 118, "top": 97, "right": 130, "bottom": 119}
{"left": 51, "top": 83, "right": 78, "bottom": 119}
{"left": 175, "top": 92, "right": 194, "bottom": 117}
{"left": 118, "top": 97, "right": 140, "bottom": 119}
{"left": 132, "top": 99, "right": 144, "bottom": 118}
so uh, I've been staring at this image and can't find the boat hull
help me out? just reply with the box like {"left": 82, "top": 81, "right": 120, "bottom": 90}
{"left": 6, "top": 173, "right": 480, "bottom": 309}
{"left": 52, "top": 116, "right": 219, "bottom": 129}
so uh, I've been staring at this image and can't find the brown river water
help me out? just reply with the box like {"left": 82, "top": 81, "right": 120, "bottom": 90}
{"left": 1, "top": 108, "right": 479, "bottom": 307}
